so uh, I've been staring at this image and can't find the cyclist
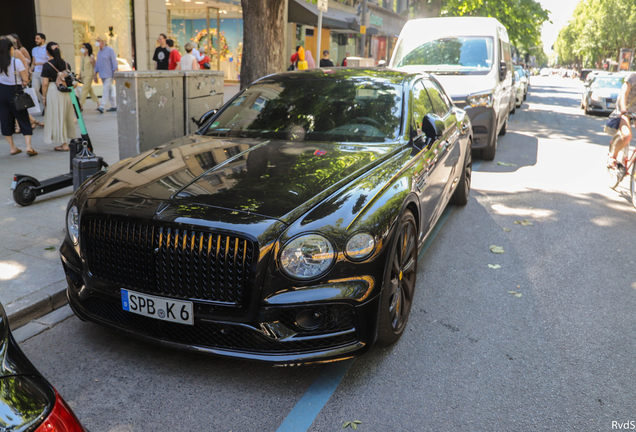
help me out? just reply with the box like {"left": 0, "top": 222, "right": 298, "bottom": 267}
{"left": 608, "top": 72, "right": 636, "bottom": 168}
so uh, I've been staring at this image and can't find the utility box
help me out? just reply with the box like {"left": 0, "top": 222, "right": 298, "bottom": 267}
{"left": 345, "top": 57, "right": 376, "bottom": 67}
{"left": 115, "top": 70, "right": 224, "bottom": 159}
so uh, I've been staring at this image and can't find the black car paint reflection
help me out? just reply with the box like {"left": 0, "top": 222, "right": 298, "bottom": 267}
{"left": 61, "top": 69, "right": 472, "bottom": 364}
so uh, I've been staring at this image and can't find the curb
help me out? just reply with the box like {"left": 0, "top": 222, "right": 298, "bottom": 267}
{"left": 5, "top": 279, "right": 69, "bottom": 331}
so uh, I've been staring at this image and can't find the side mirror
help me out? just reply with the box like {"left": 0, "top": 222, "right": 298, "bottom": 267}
{"left": 421, "top": 113, "right": 444, "bottom": 141}
{"left": 499, "top": 61, "right": 507, "bottom": 82}
{"left": 192, "top": 109, "right": 219, "bottom": 128}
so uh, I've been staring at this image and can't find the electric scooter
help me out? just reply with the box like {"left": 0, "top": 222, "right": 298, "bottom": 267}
{"left": 11, "top": 73, "right": 107, "bottom": 206}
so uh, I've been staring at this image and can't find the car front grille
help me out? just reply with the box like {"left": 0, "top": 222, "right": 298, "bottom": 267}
{"left": 82, "top": 218, "right": 256, "bottom": 306}
{"left": 606, "top": 98, "right": 617, "bottom": 104}
{"left": 80, "top": 296, "right": 358, "bottom": 354}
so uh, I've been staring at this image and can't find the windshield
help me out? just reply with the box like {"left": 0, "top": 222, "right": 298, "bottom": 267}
{"left": 393, "top": 36, "right": 494, "bottom": 75}
{"left": 203, "top": 79, "right": 403, "bottom": 143}
{"left": 591, "top": 77, "right": 624, "bottom": 89}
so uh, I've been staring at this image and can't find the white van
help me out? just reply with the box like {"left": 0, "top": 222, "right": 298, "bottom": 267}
{"left": 390, "top": 17, "right": 514, "bottom": 160}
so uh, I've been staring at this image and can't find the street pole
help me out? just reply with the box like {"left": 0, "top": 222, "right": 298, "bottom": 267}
{"left": 360, "top": 0, "right": 367, "bottom": 57}
{"left": 317, "top": 10, "right": 323, "bottom": 64}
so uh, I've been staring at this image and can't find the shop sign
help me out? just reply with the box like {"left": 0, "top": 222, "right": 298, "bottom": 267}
{"left": 370, "top": 14, "right": 383, "bottom": 27}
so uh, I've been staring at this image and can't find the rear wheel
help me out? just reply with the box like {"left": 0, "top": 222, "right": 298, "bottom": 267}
{"left": 377, "top": 210, "right": 418, "bottom": 345}
{"left": 13, "top": 181, "right": 36, "bottom": 206}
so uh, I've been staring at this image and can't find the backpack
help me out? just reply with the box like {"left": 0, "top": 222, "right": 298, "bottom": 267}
{"left": 47, "top": 61, "right": 72, "bottom": 93}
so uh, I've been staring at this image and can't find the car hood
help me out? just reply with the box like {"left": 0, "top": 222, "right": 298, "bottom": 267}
{"left": 87, "top": 135, "right": 402, "bottom": 223}
{"left": 396, "top": 66, "right": 497, "bottom": 97}
{"left": 590, "top": 89, "right": 619, "bottom": 98}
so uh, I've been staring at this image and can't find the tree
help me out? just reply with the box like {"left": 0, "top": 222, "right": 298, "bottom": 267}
{"left": 240, "top": 0, "right": 286, "bottom": 89}
{"left": 413, "top": 0, "right": 550, "bottom": 56}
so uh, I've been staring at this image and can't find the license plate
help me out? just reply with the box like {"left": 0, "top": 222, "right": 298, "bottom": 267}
{"left": 608, "top": 103, "right": 616, "bottom": 109}
{"left": 121, "top": 289, "right": 193, "bottom": 325}
{"left": 10, "top": 181, "right": 16, "bottom": 190}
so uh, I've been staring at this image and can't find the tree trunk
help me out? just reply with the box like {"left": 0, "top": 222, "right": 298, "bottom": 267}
{"left": 417, "top": 0, "right": 442, "bottom": 17}
{"left": 240, "top": 0, "right": 286, "bottom": 90}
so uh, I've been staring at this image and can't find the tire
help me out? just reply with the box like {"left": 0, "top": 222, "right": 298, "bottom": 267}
{"left": 480, "top": 129, "right": 497, "bottom": 161}
{"left": 377, "top": 210, "right": 418, "bottom": 345}
{"left": 630, "top": 159, "right": 636, "bottom": 208}
{"left": 13, "top": 181, "right": 36, "bottom": 206}
{"left": 511, "top": 104, "right": 516, "bottom": 115}
{"left": 498, "top": 114, "right": 508, "bottom": 136}
{"left": 450, "top": 143, "right": 472, "bottom": 206}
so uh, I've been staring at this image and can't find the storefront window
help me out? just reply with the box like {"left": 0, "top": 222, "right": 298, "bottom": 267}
{"left": 167, "top": 1, "right": 243, "bottom": 80}
{"left": 71, "top": 0, "right": 135, "bottom": 72}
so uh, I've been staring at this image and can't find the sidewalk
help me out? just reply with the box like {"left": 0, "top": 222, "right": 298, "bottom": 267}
{"left": 0, "top": 84, "right": 240, "bottom": 329}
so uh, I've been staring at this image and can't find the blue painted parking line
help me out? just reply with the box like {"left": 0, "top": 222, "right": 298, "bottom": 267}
{"left": 276, "top": 359, "right": 354, "bottom": 432}
{"left": 276, "top": 198, "right": 468, "bottom": 431}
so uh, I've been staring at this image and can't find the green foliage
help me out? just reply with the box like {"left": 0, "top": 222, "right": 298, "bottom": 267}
{"left": 413, "top": 0, "right": 549, "bottom": 55}
{"left": 556, "top": 0, "right": 636, "bottom": 68}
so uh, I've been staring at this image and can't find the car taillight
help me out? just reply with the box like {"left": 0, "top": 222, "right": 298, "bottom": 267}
{"left": 35, "top": 390, "right": 86, "bottom": 432}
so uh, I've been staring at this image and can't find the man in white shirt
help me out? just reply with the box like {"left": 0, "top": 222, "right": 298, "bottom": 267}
{"left": 30, "top": 33, "right": 47, "bottom": 108}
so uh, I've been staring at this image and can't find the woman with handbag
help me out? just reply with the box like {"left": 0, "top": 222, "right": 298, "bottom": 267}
{"left": 41, "top": 41, "right": 76, "bottom": 152}
{"left": 0, "top": 38, "right": 36, "bottom": 156}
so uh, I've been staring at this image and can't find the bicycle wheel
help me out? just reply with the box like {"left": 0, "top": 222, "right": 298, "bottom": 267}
{"left": 631, "top": 159, "right": 636, "bottom": 208}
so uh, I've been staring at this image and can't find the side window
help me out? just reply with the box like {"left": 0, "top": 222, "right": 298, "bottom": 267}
{"left": 423, "top": 80, "right": 450, "bottom": 118}
{"left": 412, "top": 81, "right": 434, "bottom": 136}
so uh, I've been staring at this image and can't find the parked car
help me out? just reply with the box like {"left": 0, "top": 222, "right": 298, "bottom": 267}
{"left": 0, "top": 302, "right": 87, "bottom": 431}
{"left": 514, "top": 65, "right": 529, "bottom": 100}
{"left": 581, "top": 74, "right": 623, "bottom": 115}
{"left": 390, "top": 17, "right": 513, "bottom": 161}
{"left": 514, "top": 71, "right": 524, "bottom": 108}
{"left": 61, "top": 69, "right": 473, "bottom": 365}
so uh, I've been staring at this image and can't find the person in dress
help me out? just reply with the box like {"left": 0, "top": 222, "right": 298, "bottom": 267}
{"left": 0, "top": 39, "right": 36, "bottom": 155}
{"left": 41, "top": 42, "right": 76, "bottom": 152}
{"left": 177, "top": 43, "right": 199, "bottom": 71}
{"left": 79, "top": 42, "right": 98, "bottom": 108}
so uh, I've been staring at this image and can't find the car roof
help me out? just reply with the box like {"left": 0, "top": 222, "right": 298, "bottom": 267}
{"left": 256, "top": 68, "right": 426, "bottom": 86}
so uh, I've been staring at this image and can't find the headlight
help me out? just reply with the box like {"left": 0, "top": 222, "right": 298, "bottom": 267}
{"left": 279, "top": 234, "right": 335, "bottom": 280}
{"left": 345, "top": 233, "right": 375, "bottom": 261}
{"left": 67, "top": 206, "right": 79, "bottom": 245}
{"left": 591, "top": 93, "right": 603, "bottom": 102}
{"left": 466, "top": 92, "right": 494, "bottom": 108}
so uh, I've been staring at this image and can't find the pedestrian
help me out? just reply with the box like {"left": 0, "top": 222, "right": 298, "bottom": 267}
{"left": 320, "top": 50, "right": 334, "bottom": 67}
{"left": 341, "top": 52, "right": 350, "bottom": 67}
{"left": 30, "top": 33, "right": 47, "bottom": 107}
{"left": 8, "top": 35, "right": 30, "bottom": 67}
{"left": 177, "top": 43, "right": 199, "bottom": 71}
{"left": 153, "top": 33, "right": 169, "bottom": 70}
{"left": 191, "top": 43, "right": 210, "bottom": 69}
{"left": 79, "top": 42, "right": 98, "bottom": 109}
{"left": 41, "top": 41, "right": 76, "bottom": 151}
{"left": 0, "top": 38, "right": 36, "bottom": 155}
{"left": 93, "top": 36, "right": 118, "bottom": 113}
{"left": 167, "top": 39, "right": 181, "bottom": 70}
{"left": 289, "top": 46, "right": 300, "bottom": 70}
{"left": 306, "top": 50, "right": 316, "bottom": 69}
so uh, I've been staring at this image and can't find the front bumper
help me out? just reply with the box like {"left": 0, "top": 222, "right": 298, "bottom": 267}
{"left": 62, "top": 254, "right": 379, "bottom": 365}
{"left": 587, "top": 97, "right": 616, "bottom": 114}
{"left": 458, "top": 105, "right": 496, "bottom": 150}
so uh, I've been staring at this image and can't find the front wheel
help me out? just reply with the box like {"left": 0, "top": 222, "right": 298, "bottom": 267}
{"left": 450, "top": 143, "right": 472, "bottom": 206}
{"left": 630, "top": 159, "right": 636, "bottom": 208}
{"left": 377, "top": 210, "right": 418, "bottom": 345}
{"left": 13, "top": 181, "right": 36, "bottom": 206}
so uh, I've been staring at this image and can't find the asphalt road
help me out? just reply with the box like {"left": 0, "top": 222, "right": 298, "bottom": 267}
{"left": 19, "top": 76, "right": 636, "bottom": 432}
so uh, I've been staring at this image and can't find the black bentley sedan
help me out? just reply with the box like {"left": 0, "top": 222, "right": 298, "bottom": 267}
{"left": 61, "top": 69, "right": 472, "bottom": 364}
